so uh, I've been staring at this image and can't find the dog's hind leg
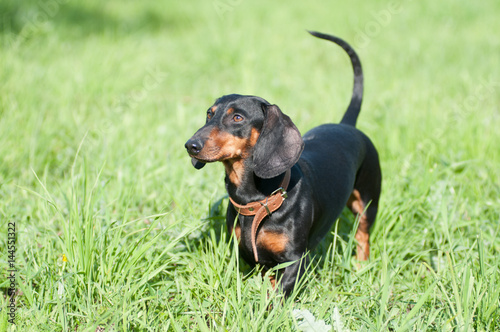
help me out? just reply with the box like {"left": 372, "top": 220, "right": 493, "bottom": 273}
{"left": 347, "top": 146, "right": 382, "bottom": 261}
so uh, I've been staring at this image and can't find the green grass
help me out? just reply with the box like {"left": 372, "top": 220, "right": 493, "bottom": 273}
{"left": 1, "top": 0, "right": 499, "bottom": 330}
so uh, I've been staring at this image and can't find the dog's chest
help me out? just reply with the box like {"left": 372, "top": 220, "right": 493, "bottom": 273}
{"left": 232, "top": 214, "right": 289, "bottom": 265}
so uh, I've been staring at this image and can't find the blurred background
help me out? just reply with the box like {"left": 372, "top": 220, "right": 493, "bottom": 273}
{"left": 1, "top": 0, "right": 498, "bottom": 192}
{"left": 1, "top": 0, "right": 499, "bottom": 330}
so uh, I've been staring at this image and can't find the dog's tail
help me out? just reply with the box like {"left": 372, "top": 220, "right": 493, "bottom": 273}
{"left": 308, "top": 31, "right": 363, "bottom": 127}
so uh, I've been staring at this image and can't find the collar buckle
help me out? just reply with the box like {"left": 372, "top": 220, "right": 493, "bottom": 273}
{"left": 271, "top": 187, "right": 288, "bottom": 199}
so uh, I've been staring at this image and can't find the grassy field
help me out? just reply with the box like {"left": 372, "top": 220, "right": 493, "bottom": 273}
{"left": 1, "top": 0, "right": 499, "bottom": 330}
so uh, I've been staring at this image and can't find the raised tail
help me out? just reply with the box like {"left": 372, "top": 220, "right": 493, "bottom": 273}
{"left": 308, "top": 31, "right": 363, "bottom": 127}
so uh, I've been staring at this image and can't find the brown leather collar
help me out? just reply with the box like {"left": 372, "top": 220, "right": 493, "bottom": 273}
{"left": 229, "top": 169, "right": 291, "bottom": 262}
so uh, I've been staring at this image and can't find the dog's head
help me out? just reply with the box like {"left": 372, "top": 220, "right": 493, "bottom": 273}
{"left": 185, "top": 94, "right": 304, "bottom": 180}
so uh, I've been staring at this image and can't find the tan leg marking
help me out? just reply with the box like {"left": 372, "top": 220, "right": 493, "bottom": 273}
{"left": 261, "top": 270, "right": 276, "bottom": 289}
{"left": 268, "top": 274, "right": 276, "bottom": 289}
{"left": 233, "top": 224, "right": 241, "bottom": 242}
{"left": 347, "top": 189, "right": 370, "bottom": 261}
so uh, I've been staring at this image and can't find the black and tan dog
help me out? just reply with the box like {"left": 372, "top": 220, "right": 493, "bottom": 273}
{"left": 185, "top": 31, "right": 382, "bottom": 296}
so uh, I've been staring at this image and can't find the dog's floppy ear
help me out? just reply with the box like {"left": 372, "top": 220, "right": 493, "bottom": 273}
{"left": 252, "top": 104, "right": 304, "bottom": 179}
{"left": 191, "top": 158, "right": 206, "bottom": 169}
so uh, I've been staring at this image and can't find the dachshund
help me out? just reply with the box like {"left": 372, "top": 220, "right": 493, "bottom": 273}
{"left": 185, "top": 31, "right": 382, "bottom": 296}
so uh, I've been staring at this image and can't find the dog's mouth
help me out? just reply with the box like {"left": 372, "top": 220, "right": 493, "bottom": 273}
{"left": 189, "top": 150, "right": 233, "bottom": 162}
{"left": 189, "top": 152, "right": 232, "bottom": 170}
{"left": 188, "top": 154, "right": 218, "bottom": 163}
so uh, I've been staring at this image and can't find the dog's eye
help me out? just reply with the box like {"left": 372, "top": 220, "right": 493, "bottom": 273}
{"left": 207, "top": 110, "right": 213, "bottom": 119}
{"left": 233, "top": 114, "right": 244, "bottom": 122}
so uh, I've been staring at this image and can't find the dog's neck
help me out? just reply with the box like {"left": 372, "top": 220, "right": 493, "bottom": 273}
{"left": 224, "top": 159, "right": 286, "bottom": 205}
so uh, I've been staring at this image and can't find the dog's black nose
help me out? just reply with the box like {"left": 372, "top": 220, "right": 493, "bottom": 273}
{"left": 185, "top": 139, "right": 203, "bottom": 155}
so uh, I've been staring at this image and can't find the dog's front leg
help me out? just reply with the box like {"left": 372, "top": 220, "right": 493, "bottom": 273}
{"left": 277, "top": 255, "right": 309, "bottom": 297}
